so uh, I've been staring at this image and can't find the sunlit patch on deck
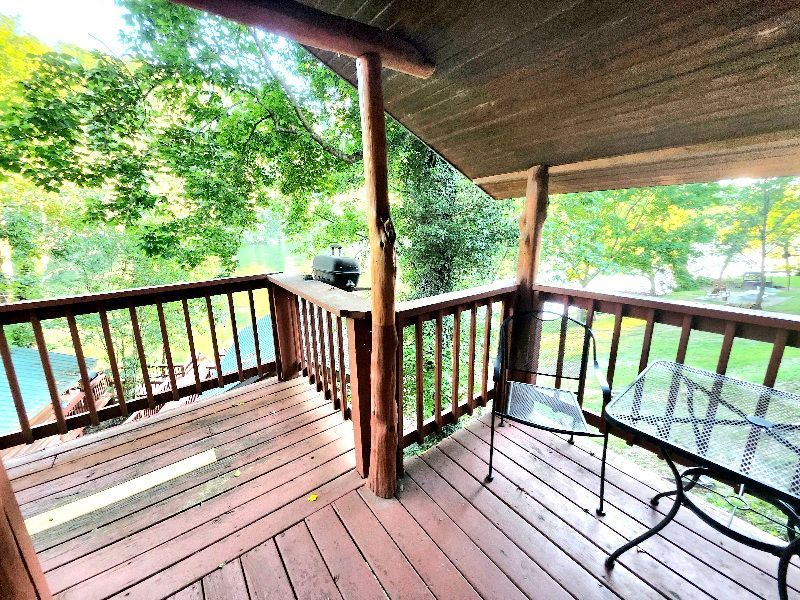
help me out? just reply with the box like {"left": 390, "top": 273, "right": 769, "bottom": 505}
{"left": 24, "top": 448, "right": 217, "bottom": 535}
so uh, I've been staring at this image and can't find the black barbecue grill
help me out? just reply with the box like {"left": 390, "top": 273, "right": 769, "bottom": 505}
{"left": 312, "top": 245, "right": 360, "bottom": 291}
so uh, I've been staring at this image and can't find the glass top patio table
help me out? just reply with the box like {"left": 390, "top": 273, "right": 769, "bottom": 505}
{"left": 605, "top": 360, "right": 800, "bottom": 504}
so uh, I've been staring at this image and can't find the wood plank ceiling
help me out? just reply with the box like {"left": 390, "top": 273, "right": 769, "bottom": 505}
{"left": 300, "top": 0, "right": 800, "bottom": 197}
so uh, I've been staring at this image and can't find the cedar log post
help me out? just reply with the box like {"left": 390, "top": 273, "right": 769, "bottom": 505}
{"left": 357, "top": 52, "right": 398, "bottom": 498}
{"left": 1, "top": 460, "right": 52, "bottom": 600}
{"left": 514, "top": 165, "right": 549, "bottom": 312}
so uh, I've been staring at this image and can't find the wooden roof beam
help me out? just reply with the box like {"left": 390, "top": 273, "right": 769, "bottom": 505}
{"left": 173, "top": 0, "right": 435, "bottom": 78}
{"left": 474, "top": 130, "right": 800, "bottom": 197}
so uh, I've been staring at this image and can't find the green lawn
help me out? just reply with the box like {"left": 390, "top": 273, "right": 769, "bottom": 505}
{"left": 581, "top": 277, "right": 800, "bottom": 538}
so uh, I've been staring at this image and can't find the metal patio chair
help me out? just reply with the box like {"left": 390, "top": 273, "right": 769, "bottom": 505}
{"left": 486, "top": 309, "right": 613, "bottom": 515}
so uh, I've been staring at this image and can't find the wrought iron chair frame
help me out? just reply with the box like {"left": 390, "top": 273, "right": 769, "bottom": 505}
{"left": 486, "top": 309, "right": 613, "bottom": 515}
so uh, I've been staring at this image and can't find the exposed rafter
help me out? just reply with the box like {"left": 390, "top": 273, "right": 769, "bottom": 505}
{"left": 174, "top": 0, "right": 435, "bottom": 78}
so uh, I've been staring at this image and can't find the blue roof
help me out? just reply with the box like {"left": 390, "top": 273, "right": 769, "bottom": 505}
{"left": 198, "top": 316, "right": 278, "bottom": 401}
{"left": 219, "top": 315, "right": 277, "bottom": 376}
{"left": 0, "top": 347, "right": 97, "bottom": 435}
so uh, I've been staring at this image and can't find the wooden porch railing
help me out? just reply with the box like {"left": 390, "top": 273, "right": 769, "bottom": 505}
{"left": 0, "top": 274, "right": 282, "bottom": 449}
{"left": 394, "top": 281, "right": 517, "bottom": 455}
{"left": 3, "top": 272, "right": 798, "bottom": 477}
{"left": 530, "top": 284, "right": 800, "bottom": 431}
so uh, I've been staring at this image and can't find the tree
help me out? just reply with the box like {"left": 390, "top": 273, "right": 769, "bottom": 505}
{"left": 392, "top": 135, "right": 517, "bottom": 299}
{"left": 716, "top": 178, "right": 800, "bottom": 309}
{"left": 543, "top": 185, "right": 715, "bottom": 293}
{"left": 0, "top": 0, "right": 365, "bottom": 273}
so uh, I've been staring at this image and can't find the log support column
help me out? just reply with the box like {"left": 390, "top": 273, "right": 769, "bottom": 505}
{"left": 1, "top": 460, "right": 51, "bottom": 599}
{"left": 515, "top": 165, "right": 549, "bottom": 312}
{"left": 357, "top": 52, "right": 398, "bottom": 498}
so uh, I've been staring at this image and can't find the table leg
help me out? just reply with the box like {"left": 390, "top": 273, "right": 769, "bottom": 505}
{"left": 606, "top": 447, "right": 684, "bottom": 569}
{"left": 778, "top": 538, "right": 800, "bottom": 600}
{"left": 651, "top": 467, "right": 703, "bottom": 506}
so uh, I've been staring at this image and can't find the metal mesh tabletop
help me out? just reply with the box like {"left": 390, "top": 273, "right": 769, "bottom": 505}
{"left": 605, "top": 360, "right": 800, "bottom": 500}
{"left": 504, "top": 381, "right": 589, "bottom": 434}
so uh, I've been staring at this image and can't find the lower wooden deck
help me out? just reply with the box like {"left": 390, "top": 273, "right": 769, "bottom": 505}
{"left": 5, "top": 378, "right": 798, "bottom": 599}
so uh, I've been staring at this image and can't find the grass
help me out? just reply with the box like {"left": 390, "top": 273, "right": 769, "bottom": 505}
{"left": 581, "top": 277, "right": 800, "bottom": 539}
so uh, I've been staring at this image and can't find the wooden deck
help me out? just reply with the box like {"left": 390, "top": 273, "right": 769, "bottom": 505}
{"left": 4, "top": 378, "right": 798, "bottom": 599}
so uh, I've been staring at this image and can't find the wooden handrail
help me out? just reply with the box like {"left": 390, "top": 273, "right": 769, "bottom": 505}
{"left": 532, "top": 283, "right": 800, "bottom": 345}
{"left": 0, "top": 274, "right": 274, "bottom": 325}
{"left": 267, "top": 273, "right": 370, "bottom": 318}
{"left": 0, "top": 274, "right": 281, "bottom": 449}
{"left": 396, "top": 280, "right": 517, "bottom": 321}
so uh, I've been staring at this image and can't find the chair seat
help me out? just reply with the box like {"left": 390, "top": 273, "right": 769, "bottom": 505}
{"left": 503, "top": 381, "right": 589, "bottom": 434}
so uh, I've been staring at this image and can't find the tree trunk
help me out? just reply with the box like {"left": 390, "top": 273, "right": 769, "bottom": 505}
{"left": 753, "top": 189, "right": 770, "bottom": 310}
{"left": 357, "top": 52, "right": 398, "bottom": 499}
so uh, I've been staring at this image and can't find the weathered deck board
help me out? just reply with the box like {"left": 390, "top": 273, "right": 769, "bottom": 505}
{"left": 479, "top": 418, "right": 798, "bottom": 596}
{"left": 5, "top": 381, "right": 792, "bottom": 600}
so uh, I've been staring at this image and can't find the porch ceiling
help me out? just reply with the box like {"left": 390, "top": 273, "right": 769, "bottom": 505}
{"left": 300, "top": 0, "right": 800, "bottom": 196}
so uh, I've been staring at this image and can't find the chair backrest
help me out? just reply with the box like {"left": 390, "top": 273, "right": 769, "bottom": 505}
{"left": 498, "top": 309, "right": 597, "bottom": 382}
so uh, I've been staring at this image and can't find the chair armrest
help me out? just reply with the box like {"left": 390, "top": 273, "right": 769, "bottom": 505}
{"left": 593, "top": 360, "right": 612, "bottom": 406}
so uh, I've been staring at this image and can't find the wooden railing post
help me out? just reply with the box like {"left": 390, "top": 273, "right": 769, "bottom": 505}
{"left": 0, "top": 460, "right": 52, "bottom": 599}
{"left": 358, "top": 51, "right": 398, "bottom": 498}
{"left": 347, "top": 316, "right": 373, "bottom": 477}
{"left": 271, "top": 285, "right": 303, "bottom": 380}
{"left": 515, "top": 164, "right": 549, "bottom": 313}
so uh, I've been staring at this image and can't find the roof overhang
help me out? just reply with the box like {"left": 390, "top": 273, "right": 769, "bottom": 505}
{"left": 173, "top": 0, "right": 800, "bottom": 197}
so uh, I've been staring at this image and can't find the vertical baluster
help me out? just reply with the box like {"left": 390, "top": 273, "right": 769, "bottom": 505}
{"left": 128, "top": 306, "right": 154, "bottom": 409}
{"left": 155, "top": 303, "right": 179, "bottom": 400}
{"left": 662, "top": 314, "right": 693, "bottom": 439}
{"left": 326, "top": 311, "right": 339, "bottom": 408}
{"left": 294, "top": 297, "right": 306, "bottom": 375}
{"left": 317, "top": 306, "right": 330, "bottom": 400}
{"left": 227, "top": 292, "right": 244, "bottom": 382}
{"left": 336, "top": 316, "right": 348, "bottom": 416}
{"left": 434, "top": 310, "right": 443, "bottom": 430}
{"left": 300, "top": 298, "right": 313, "bottom": 382}
{"left": 180, "top": 300, "right": 202, "bottom": 396}
{"left": 606, "top": 304, "right": 624, "bottom": 388}
{"left": 308, "top": 302, "right": 322, "bottom": 391}
{"left": 266, "top": 284, "right": 284, "bottom": 379}
{"left": 764, "top": 328, "right": 788, "bottom": 388}
{"left": 248, "top": 289, "right": 263, "bottom": 376}
{"left": 99, "top": 310, "right": 127, "bottom": 416}
{"left": 415, "top": 316, "right": 424, "bottom": 444}
{"left": 30, "top": 315, "right": 66, "bottom": 433}
{"left": 699, "top": 321, "right": 738, "bottom": 454}
{"left": 576, "top": 300, "right": 595, "bottom": 404}
{"left": 0, "top": 325, "right": 32, "bottom": 442}
{"left": 554, "top": 297, "right": 570, "bottom": 389}
{"left": 742, "top": 329, "right": 788, "bottom": 474}
{"left": 467, "top": 303, "right": 477, "bottom": 415}
{"left": 66, "top": 311, "right": 99, "bottom": 425}
{"left": 716, "top": 321, "right": 737, "bottom": 376}
{"left": 675, "top": 314, "right": 693, "bottom": 364}
{"left": 396, "top": 321, "right": 405, "bottom": 475}
{"left": 638, "top": 308, "right": 656, "bottom": 373}
{"left": 205, "top": 296, "right": 224, "bottom": 388}
{"left": 297, "top": 298, "right": 314, "bottom": 382}
{"left": 480, "top": 301, "right": 492, "bottom": 406}
{"left": 451, "top": 308, "right": 461, "bottom": 419}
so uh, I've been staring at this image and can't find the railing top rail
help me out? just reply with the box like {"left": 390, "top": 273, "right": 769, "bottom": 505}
{"left": 532, "top": 283, "right": 800, "bottom": 331}
{"left": 0, "top": 273, "right": 275, "bottom": 325}
{"left": 268, "top": 273, "right": 371, "bottom": 318}
{"left": 396, "top": 280, "right": 517, "bottom": 321}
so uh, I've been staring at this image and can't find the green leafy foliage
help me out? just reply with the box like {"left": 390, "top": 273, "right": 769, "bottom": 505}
{"left": 544, "top": 184, "right": 716, "bottom": 292}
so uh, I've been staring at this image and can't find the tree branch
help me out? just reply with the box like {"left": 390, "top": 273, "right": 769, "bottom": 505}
{"left": 249, "top": 29, "right": 362, "bottom": 165}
